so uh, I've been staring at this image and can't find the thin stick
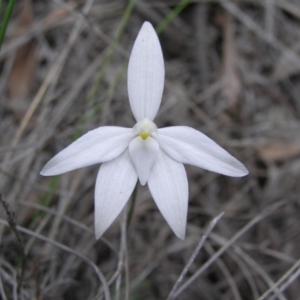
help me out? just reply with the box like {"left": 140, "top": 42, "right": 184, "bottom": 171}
{"left": 167, "top": 212, "right": 224, "bottom": 300}
{"left": 115, "top": 206, "right": 128, "bottom": 300}
{"left": 0, "top": 273, "right": 7, "bottom": 300}
{"left": 0, "top": 218, "right": 111, "bottom": 300}
{"left": 258, "top": 257, "right": 300, "bottom": 300}
{"left": 0, "top": 195, "right": 26, "bottom": 297}
{"left": 227, "top": 250, "right": 260, "bottom": 299}
{"left": 0, "top": 0, "right": 94, "bottom": 182}
{"left": 220, "top": 0, "right": 300, "bottom": 80}
{"left": 234, "top": 246, "right": 286, "bottom": 300}
{"left": 205, "top": 243, "right": 242, "bottom": 300}
{"left": 20, "top": 200, "right": 117, "bottom": 255}
{"left": 173, "top": 200, "right": 286, "bottom": 298}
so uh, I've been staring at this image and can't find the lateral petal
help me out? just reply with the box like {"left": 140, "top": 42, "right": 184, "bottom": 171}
{"left": 156, "top": 126, "right": 248, "bottom": 177}
{"left": 95, "top": 150, "right": 137, "bottom": 239}
{"left": 41, "top": 126, "right": 133, "bottom": 176}
{"left": 128, "top": 21, "right": 165, "bottom": 122}
{"left": 129, "top": 136, "right": 159, "bottom": 186}
{"left": 148, "top": 150, "right": 188, "bottom": 239}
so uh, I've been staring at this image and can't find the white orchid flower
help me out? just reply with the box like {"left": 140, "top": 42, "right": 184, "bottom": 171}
{"left": 41, "top": 22, "right": 248, "bottom": 239}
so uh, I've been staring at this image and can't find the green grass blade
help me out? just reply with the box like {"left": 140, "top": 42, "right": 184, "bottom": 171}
{"left": 0, "top": 0, "right": 3, "bottom": 20}
{"left": 36, "top": 176, "right": 60, "bottom": 219}
{"left": 0, "top": 0, "right": 16, "bottom": 51}
{"left": 71, "top": 0, "right": 136, "bottom": 139}
{"left": 156, "top": 0, "right": 190, "bottom": 34}
{"left": 87, "top": 0, "right": 136, "bottom": 105}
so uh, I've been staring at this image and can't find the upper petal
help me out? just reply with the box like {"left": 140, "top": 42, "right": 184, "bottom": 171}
{"left": 41, "top": 126, "right": 133, "bottom": 176}
{"left": 156, "top": 126, "right": 248, "bottom": 177}
{"left": 95, "top": 150, "right": 137, "bottom": 239}
{"left": 127, "top": 21, "right": 165, "bottom": 122}
{"left": 129, "top": 136, "right": 159, "bottom": 186}
{"left": 148, "top": 150, "right": 188, "bottom": 239}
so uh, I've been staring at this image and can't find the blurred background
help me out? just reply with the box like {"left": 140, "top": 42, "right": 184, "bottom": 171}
{"left": 1, "top": 0, "right": 300, "bottom": 299}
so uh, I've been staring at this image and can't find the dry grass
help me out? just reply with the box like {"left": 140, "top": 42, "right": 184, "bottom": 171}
{"left": 1, "top": 0, "right": 300, "bottom": 299}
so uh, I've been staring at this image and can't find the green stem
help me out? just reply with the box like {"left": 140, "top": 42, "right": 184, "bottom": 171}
{"left": 156, "top": 0, "right": 190, "bottom": 34}
{"left": 126, "top": 182, "right": 139, "bottom": 230}
{"left": 87, "top": 0, "right": 136, "bottom": 105}
{"left": 71, "top": 0, "right": 136, "bottom": 139}
{"left": 0, "top": 0, "right": 16, "bottom": 51}
{"left": 0, "top": 0, "right": 3, "bottom": 20}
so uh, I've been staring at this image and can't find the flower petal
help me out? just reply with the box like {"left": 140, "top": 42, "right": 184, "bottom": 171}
{"left": 156, "top": 126, "right": 248, "bottom": 177}
{"left": 148, "top": 150, "right": 188, "bottom": 239}
{"left": 129, "top": 136, "right": 159, "bottom": 186}
{"left": 95, "top": 150, "right": 137, "bottom": 239}
{"left": 41, "top": 126, "right": 133, "bottom": 176}
{"left": 128, "top": 21, "right": 165, "bottom": 122}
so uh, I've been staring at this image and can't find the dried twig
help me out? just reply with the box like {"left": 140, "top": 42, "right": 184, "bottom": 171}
{"left": 0, "top": 194, "right": 27, "bottom": 297}
{"left": 173, "top": 201, "right": 286, "bottom": 298}
{"left": 0, "top": 217, "right": 111, "bottom": 300}
{"left": 167, "top": 212, "right": 224, "bottom": 300}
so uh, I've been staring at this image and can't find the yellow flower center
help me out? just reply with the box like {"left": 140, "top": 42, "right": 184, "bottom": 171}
{"left": 139, "top": 133, "right": 150, "bottom": 140}
{"left": 133, "top": 118, "right": 157, "bottom": 140}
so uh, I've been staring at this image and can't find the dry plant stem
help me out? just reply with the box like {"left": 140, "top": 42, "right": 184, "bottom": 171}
{"left": 0, "top": 195, "right": 26, "bottom": 297}
{"left": 1, "top": 261, "right": 18, "bottom": 299}
{"left": 8, "top": 135, "right": 40, "bottom": 206}
{"left": 4, "top": 3, "right": 101, "bottom": 205}
{"left": 258, "top": 257, "right": 300, "bottom": 300}
{"left": 265, "top": 0, "right": 275, "bottom": 39}
{"left": 124, "top": 244, "right": 129, "bottom": 300}
{"left": 129, "top": 236, "right": 196, "bottom": 294}
{"left": 276, "top": 0, "right": 300, "bottom": 20}
{"left": 0, "top": 0, "right": 94, "bottom": 182}
{"left": 115, "top": 206, "right": 129, "bottom": 300}
{"left": 0, "top": 42, "right": 14, "bottom": 96}
{"left": 0, "top": 4, "right": 77, "bottom": 60}
{"left": 233, "top": 246, "right": 286, "bottom": 300}
{"left": 167, "top": 212, "right": 224, "bottom": 300}
{"left": 194, "top": 2, "right": 209, "bottom": 90}
{"left": 204, "top": 243, "right": 242, "bottom": 300}
{"left": 39, "top": 53, "right": 105, "bottom": 148}
{"left": 227, "top": 250, "right": 260, "bottom": 299}
{"left": 222, "top": 11, "right": 241, "bottom": 107}
{"left": 53, "top": 0, "right": 128, "bottom": 58}
{"left": 0, "top": 218, "right": 111, "bottom": 300}
{"left": 219, "top": 0, "right": 300, "bottom": 80}
{"left": 87, "top": 0, "right": 136, "bottom": 104}
{"left": 173, "top": 200, "right": 286, "bottom": 298}
{"left": 0, "top": 2, "right": 128, "bottom": 61}
{"left": 43, "top": 169, "right": 85, "bottom": 254}
{"left": 20, "top": 200, "right": 118, "bottom": 255}
{"left": 24, "top": 213, "right": 51, "bottom": 254}
{"left": 96, "top": 207, "right": 131, "bottom": 299}
{"left": 208, "top": 230, "right": 295, "bottom": 296}
{"left": 0, "top": 265, "right": 8, "bottom": 300}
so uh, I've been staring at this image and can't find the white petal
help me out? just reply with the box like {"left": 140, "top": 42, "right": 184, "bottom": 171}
{"left": 156, "top": 126, "right": 248, "bottom": 177}
{"left": 41, "top": 127, "right": 133, "bottom": 176}
{"left": 128, "top": 21, "right": 165, "bottom": 121}
{"left": 129, "top": 136, "right": 159, "bottom": 186}
{"left": 148, "top": 150, "right": 188, "bottom": 239}
{"left": 95, "top": 150, "right": 137, "bottom": 238}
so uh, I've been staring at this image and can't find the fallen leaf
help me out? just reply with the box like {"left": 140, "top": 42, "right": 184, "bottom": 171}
{"left": 7, "top": 0, "right": 37, "bottom": 114}
{"left": 258, "top": 142, "right": 300, "bottom": 162}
